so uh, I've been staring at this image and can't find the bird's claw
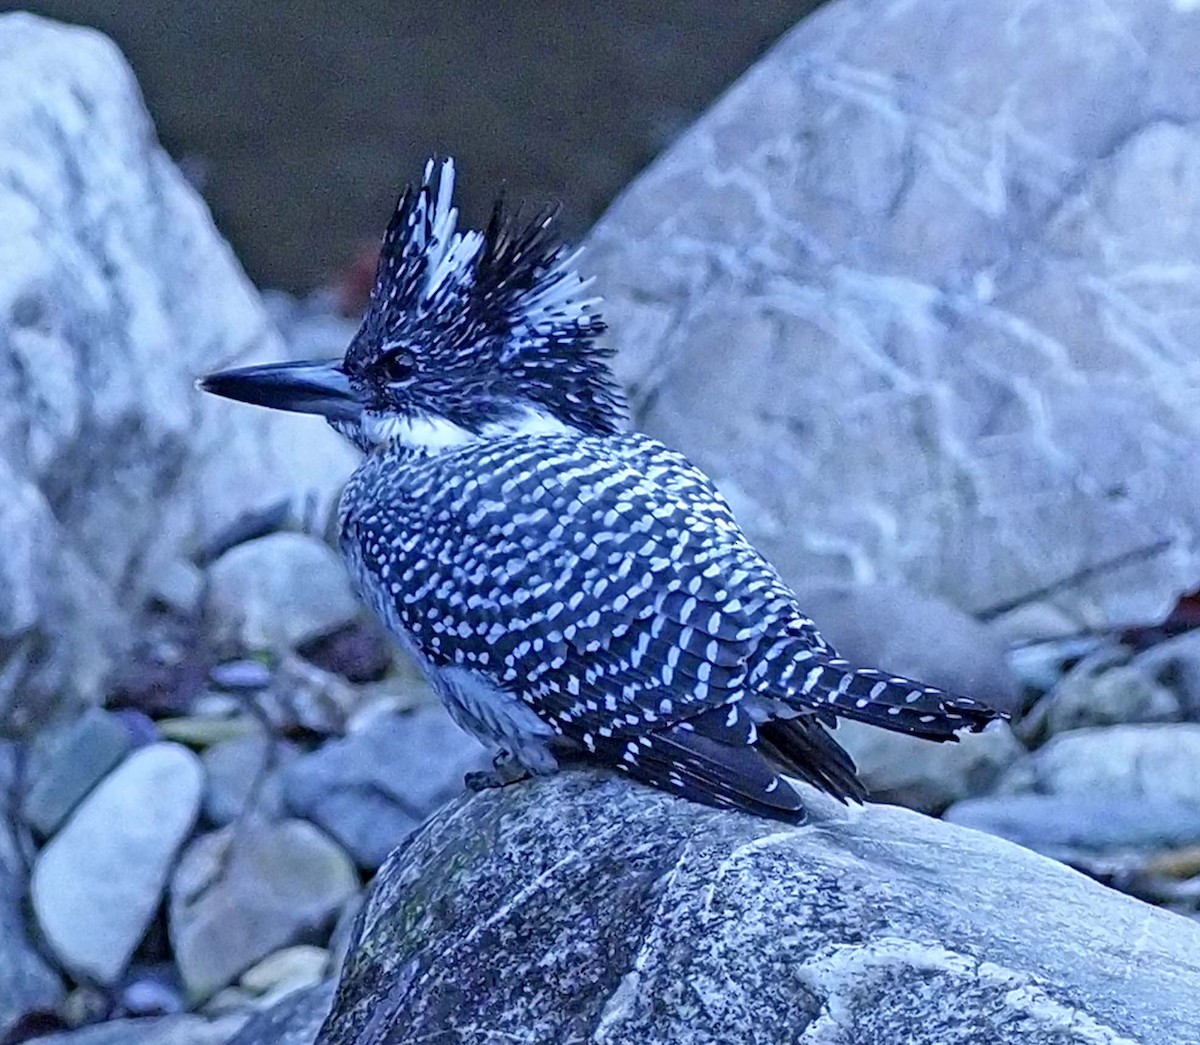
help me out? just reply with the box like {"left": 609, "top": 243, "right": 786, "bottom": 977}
{"left": 464, "top": 770, "right": 504, "bottom": 792}
{"left": 464, "top": 751, "right": 531, "bottom": 792}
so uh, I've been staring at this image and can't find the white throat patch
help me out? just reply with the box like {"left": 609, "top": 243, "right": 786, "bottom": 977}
{"left": 360, "top": 406, "right": 575, "bottom": 453}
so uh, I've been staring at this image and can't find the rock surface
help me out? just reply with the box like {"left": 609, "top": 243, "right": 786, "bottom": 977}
{"left": 0, "top": 743, "right": 64, "bottom": 1037}
{"left": 836, "top": 719, "right": 1022, "bottom": 813}
{"left": 200, "top": 733, "right": 287, "bottom": 827}
{"left": 282, "top": 707, "right": 488, "bottom": 870}
{"left": 21, "top": 707, "right": 135, "bottom": 837}
{"left": 587, "top": 0, "right": 1200, "bottom": 635}
{"left": 316, "top": 772, "right": 1200, "bottom": 1045}
{"left": 226, "top": 983, "right": 334, "bottom": 1045}
{"left": 169, "top": 820, "right": 358, "bottom": 1002}
{"left": 945, "top": 793, "right": 1200, "bottom": 862}
{"left": 31, "top": 743, "right": 203, "bottom": 985}
{"left": 25, "top": 1015, "right": 242, "bottom": 1045}
{"left": 0, "top": 13, "right": 356, "bottom": 732}
{"left": 205, "top": 534, "right": 361, "bottom": 654}
{"left": 996, "top": 724, "right": 1200, "bottom": 808}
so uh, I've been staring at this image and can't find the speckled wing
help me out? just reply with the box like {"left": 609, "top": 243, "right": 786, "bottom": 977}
{"left": 339, "top": 432, "right": 814, "bottom": 746}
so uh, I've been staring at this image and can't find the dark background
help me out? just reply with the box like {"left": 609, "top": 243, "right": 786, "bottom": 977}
{"left": 12, "top": 1, "right": 823, "bottom": 290}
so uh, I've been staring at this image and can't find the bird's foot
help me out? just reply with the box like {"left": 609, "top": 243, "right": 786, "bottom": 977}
{"left": 464, "top": 770, "right": 505, "bottom": 791}
{"left": 464, "top": 750, "right": 530, "bottom": 791}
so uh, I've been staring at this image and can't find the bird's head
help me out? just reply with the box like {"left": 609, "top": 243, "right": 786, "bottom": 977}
{"left": 201, "top": 158, "right": 625, "bottom": 453}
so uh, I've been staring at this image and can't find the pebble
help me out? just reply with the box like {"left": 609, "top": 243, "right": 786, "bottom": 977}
{"left": 21, "top": 708, "right": 134, "bottom": 838}
{"left": 239, "top": 945, "right": 329, "bottom": 1005}
{"left": 157, "top": 716, "right": 260, "bottom": 749}
{"left": 205, "top": 533, "right": 360, "bottom": 653}
{"left": 282, "top": 706, "right": 489, "bottom": 869}
{"left": 208, "top": 660, "right": 272, "bottom": 692}
{"left": 31, "top": 744, "right": 203, "bottom": 985}
{"left": 200, "top": 734, "right": 288, "bottom": 826}
{"left": 120, "top": 974, "right": 185, "bottom": 1017}
{"left": 169, "top": 820, "right": 357, "bottom": 1002}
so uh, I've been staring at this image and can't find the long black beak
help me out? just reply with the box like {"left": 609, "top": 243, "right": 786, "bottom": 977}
{"left": 198, "top": 359, "right": 360, "bottom": 422}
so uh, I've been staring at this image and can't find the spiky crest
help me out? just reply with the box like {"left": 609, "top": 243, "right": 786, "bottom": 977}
{"left": 348, "top": 158, "right": 625, "bottom": 435}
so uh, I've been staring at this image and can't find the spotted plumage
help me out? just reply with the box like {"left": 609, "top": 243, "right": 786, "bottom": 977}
{"left": 201, "top": 158, "right": 1003, "bottom": 824}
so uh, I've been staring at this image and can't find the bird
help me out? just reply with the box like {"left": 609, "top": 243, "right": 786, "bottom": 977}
{"left": 201, "top": 158, "right": 1003, "bottom": 824}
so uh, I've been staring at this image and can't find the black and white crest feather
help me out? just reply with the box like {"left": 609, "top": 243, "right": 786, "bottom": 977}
{"left": 344, "top": 159, "right": 625, "bottom": 435}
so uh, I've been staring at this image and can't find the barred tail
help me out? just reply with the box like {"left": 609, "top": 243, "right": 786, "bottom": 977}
{"left": 773, "top": 648, "right": 1002, "bottom": 740}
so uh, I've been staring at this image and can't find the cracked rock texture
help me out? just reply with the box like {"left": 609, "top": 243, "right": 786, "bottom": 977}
{"left": 0, "top": 13, "right": 356, "bottom": 733}
{"left": 587, "top": 0, "right": 1200, "bottom": 635}
{"left": 314, "top": 772, "right": 1200, "bottom": 1045}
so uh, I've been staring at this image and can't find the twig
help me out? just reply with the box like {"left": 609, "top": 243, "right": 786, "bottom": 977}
{"left": 976, "top": 538, "right": 1174, "bottom": 622}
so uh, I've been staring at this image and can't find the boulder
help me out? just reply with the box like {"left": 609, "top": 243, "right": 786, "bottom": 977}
{"left": 31, "top": 742, "right": 203, "bottom": 986}
{"left": 836, "top": 719, "right": 1022, "bottom": 813}
{"left": 586, "top": 0, "right": 1200, "bottom": 635}
{"left": 0, "top": 13, "right": 356, "bottom": 732}
{"left": 945, "top": 793, "right": 1200, "bottom": 862}
{"left": 1021, "top": 631, "right": 1200, "bottom": 744}
{"left": 316, "top": 772, "right": 1200, "bottom": 1045}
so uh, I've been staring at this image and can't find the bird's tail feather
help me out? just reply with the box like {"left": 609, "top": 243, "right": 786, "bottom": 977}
{"left": 770, "top": 647, "right": 1002, "bottom": 740}
{"left": 757, "top": 717, "right": 867, "bottom": 804}
{"left": 596, "top": 725, "right": 806, "bottom": 825}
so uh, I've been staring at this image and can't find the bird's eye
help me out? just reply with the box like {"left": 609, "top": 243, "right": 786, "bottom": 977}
{"left": 378, "top": 349, "right": 417, "bottom": 384}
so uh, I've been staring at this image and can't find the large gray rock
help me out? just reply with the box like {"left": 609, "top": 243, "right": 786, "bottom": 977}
{"left": 0, "top": 743, "right": 64, "bottom": 1037}
{"left": 0, "top": 14, "right": 356, "bottom": 732}
{"left": 587, "top": 0, "right": 1200, "bottom": 635}
{"left": 31, "top": 742, "right": 203, "bottom": 986}
{"left": 316, "top": 772, "right": 1200, "bottom": 1044}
